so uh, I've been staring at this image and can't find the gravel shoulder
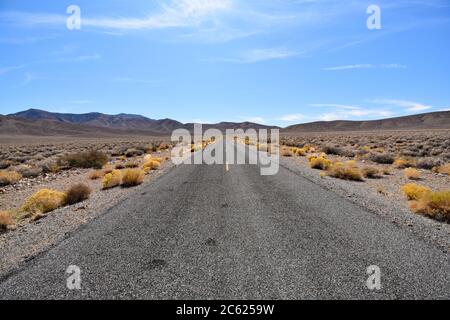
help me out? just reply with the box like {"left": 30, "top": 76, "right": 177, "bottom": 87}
{"left": 280, "top": 156, "right": 450, "bottom": 252}
{"left": 0, "top": 157, "right": 174, "bottom": 277}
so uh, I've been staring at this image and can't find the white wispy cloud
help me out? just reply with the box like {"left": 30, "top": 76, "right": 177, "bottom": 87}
{"left": 111, "top": 77, "right": 166, "bottom": 84}
{"left": 57, "top": 54, "right": 102, "bottom": 62}
{"left": 217, "top": 47, "right": 300, "bottom": 64}
{"left": 369, "top": 99, "right": 435, "bottom": 112}
{"left": 0, "top": 0, "right": 233, "bottom": 30}
{"left": 323, "top": 64, "right": 407, "bottom": 71}
{"left": 309, "top": 103, "right": 393, "bottom": 121}
{"left": 278, "top": 114, "right": 305, "bottom": 122}
{"left": 0, "top": 65, "right": 24, "bottom": 75}
{"left": 310, "top": 103, "right": 360, "bottom": 110}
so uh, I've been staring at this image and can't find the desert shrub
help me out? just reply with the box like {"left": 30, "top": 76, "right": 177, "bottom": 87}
{"left": 60, "top": 150, "right": 108, "bottom": 169}
{"left": 121, "top": 169, "right": 145, "bottom": 187}
{"left": 394, "top": 158, "right": 416, "bottom": 169}
{"left": 322, "top": 145, "right": 355, "bottom": 157}
{"left": 362, "top": 166, "right": 380, "bottom": 179}
{"left": 102, "top": 164, "right": 114, "bottom": 175}
{"left": 88, "top": 170, "right": 103, "bottom": 180}
{"left": 66, "top": 183, "right": 91, "bottom": 205}
{"left": 20, "top": 166, "right": 42, "bottom": 178}
{"left": 369, "top": 153, "right": 395, "bottom": 164}
{"left": 0, "top": 171, "right": 22, "bottom": 186}
{"left": 280, "top": 147, "right": 293, "bottom": 157}
{"left": 328, "top": 164, "right": 363, "bottom": 181}
{"left": 404, "top": 168, "right": 421, "bottom": 180}
{"left": 433, "top": 163, "right": 450, "bottom": 175}
{"left": 125, "top": 162, "right": 140, "bottom": 168}
{"left": 102, "top": 170, "right": 122, "bottom": 189}
{"left": 0, "top": 160, "right": 12, "bottom": 170}
{"left": 114, "top": 163, "right": 125, "bottom": 169}
{"left": 309, "top": 156, "right": 332, "bottom": 170}
{"left": 125, "top": 148, "right": 144, "bottom": 158}
{"left": 296, "top": 148, "right": 307, "bottom": 156}
{"left": 22, "top": 189, "right": 67, "bottom": 214}
{"left": 143, "top": 160, "right": 161, "bottom": 173}
{"left": 401, "top": 183, "right": 431, "bottom": 200}
{"left": 322, "top": 145, "right": 343, "bottom": 155}
{"left": 0, "top": 211, "right": 13, "bottom": 231}
{"left": 416, "top": 157, "right": 442, "bottom": 170}
{"left": 410, "top": 190, "right": 450, "bottom": 222}
{"left": 39, "top": 160, "right": 60, "bottom": 173}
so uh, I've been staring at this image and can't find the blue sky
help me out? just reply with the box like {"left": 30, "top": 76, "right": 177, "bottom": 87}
{"left": 0, "top": 0, "right": 449, "bottom": 126}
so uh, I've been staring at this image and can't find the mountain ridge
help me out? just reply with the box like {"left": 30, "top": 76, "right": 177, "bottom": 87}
{"left": 3, "top": 108, "right": 449, "bottom": 137}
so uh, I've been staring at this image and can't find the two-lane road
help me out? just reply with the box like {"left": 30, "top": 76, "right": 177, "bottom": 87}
{"left": 0, "top": 143, "right": 448, "bottom": 299}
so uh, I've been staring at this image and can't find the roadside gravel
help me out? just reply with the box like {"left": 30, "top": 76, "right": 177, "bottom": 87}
{"left": 281, "top": 156, "right": 450, "bottom": 252}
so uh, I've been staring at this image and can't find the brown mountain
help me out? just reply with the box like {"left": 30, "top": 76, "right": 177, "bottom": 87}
{"left": 3, "top": 109, "right": 277, "bottom": 136}
{"left": 283, "top": 111, "right": 450, "bottom": 132}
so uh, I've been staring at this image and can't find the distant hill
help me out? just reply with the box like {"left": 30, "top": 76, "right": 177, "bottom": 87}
{"left": 283, "top": 111, "right": 450, "bottom": 133}
{"left": 4, "top": 108, "right": 277, "bottom": 136}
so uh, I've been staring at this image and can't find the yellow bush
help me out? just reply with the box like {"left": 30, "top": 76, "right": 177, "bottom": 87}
{"left": 345, "top": 160, "right": 357, "bottom": 167}
{"left": 433, "top": 163, "right": 450, "bottom": 175}
{"left": 0, "top": 171, "right": 22, "bottom": 186}
{"left": 121, "top": 169, "right": 145, "bottom": 187}
{"left": 102, "top": 164, "right": 114, "bottom": 175}
{"left": 22, "top": 189, "right": 67, "bottom": 214}
{"left": 401, "top": 183, "right": 431, "bottom": 200}
{"left": 404, "top": 168, "right": 421, "bottom": 180}
{"left": 309, "top": 156, "right": 332, "bottom": 170}
{"left": 143, "top": 160, "right": 161, "bottom": 173}
{"left": 280, "top": 147, "right": 293, "bottom": 157}
{"left": 88, "top": 170, "right": 103, "bottom": 180}
{"left": 102, "top": 170, "right": 122, "bottom": 189}
{"left": 394, "top": 158, "right": 416, "bottom": 169}
{"left": 328, "top": 163, "right": 363, "bottom": 181}
{"left": 0, "top": 211, "right": 13, "bottom": 231}
{"left": 410, "top": 190, "right": 450, "bottom": 222}
{"left": 296, "top": 148, "right": 307, "bottom": 156}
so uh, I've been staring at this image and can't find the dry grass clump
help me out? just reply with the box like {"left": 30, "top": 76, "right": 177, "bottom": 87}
{"left": 88, "top": 170, "right": 103, "bottom": 180}
{"left": 416, "top": 157, "right": 442, "bottom": 170}
{"left": 60, "top": 150, "right": 108, "bottom": 169}
{"left": 362, "top": 166, "right": 380, "bottom": 179}
{"left": 102, "top": 170, "right": 122, "bottom": 189}
{"left": 0, "top": 170, "right": 22, "bottom": 186}
{"left": 433, "top": 163, "right": 450, "bottom": 175}
{"left": 121, "top": 169, "right": 145, "bottom": 187}
{"left": 0, "top": 211, "right": 13, "bottom": 231}
{"left": 39, "top": 160, "right": 60, "bottom": 173}
{"left": 66, "top": 183, "right": 91, "bottom": 205}
{"left": 328, "top": 163, "right": 363, "bottom": 181}
{"left": 125, "top": 161, "right": 140, "bottom": 168}
{"left": 394, "top": 157, "right": 416, "bottom": 169}
{"left": 369, "top": 153, "right": 395, "bottom": 164}
{"left": 410, "top": 190, "right": 450, "bottom": 222}
{"left": 401, "top": 183, "right": 431, "bottom": 201}
{"left": 309, "top": 155, "right": 332, "bottom": 170}
{"left": 296, "top": 148, "right": 307, "bottom": 156}
{"left": 22, "top": 189, "right": 67, "bottom": 214}
{"left": 280, "top": 147, "right": 293, "bottom": 157}
{"left": 404, "top": 168, "right": 421, "bottom": 180}
{"left": 143, "top": 158, "right": 161, "bottom": 173}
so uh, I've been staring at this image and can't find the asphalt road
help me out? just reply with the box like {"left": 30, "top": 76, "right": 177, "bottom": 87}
{"left": 0, "top": 142, "right": 448, "bottom": 299}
